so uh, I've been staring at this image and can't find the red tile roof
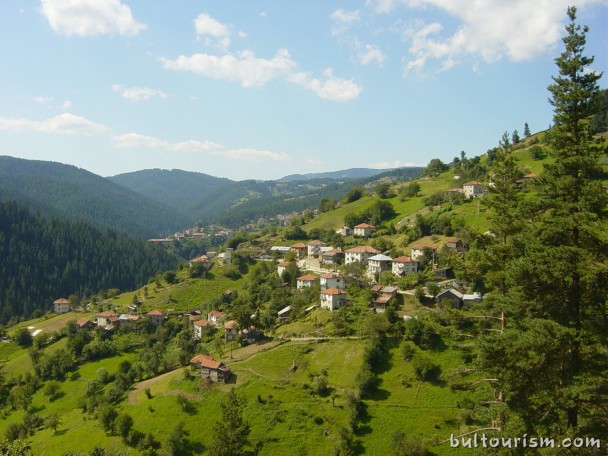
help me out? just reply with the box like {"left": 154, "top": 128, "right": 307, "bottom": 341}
{"left": 354, "top": 223, "right": 375, "bottom": 229}
{"left": 208, "top": 311, "right": 226, "bottom": 318}
{"left": 393, "top": 256, "right": 415, "bottom": 262}
{"left": 194, "top": 319, "right": 212, "bottom": 327}
{"left": 290, "top": 243, "right": 307, "bottom": 248}
{"left": 307, "top": 239, "right": 326, "bottom": 245}
{"left": 76, "top": 318, "right": 91, "bottom": 327}
{"left": 297, "top": 274, "right": 319, "bottom": 281}
{"left": 320, "top": 272, "right": 340, "bottom": 279}
{"left": 321, "top": 288, "right": 346, "bottom": 295}
{"left": 190, "top": 255, "right": 210, "bottom": 263}
{"left": 98, "top": 311, "right": 117, "bottom": 317}
{"left": 146, "top": 310, "right": 165, "bottom": 316}
{"left": 224, "top": 320, "right": 239, "bottom": 330}
{"left": 53, "top": 298, "right": 70, "bottom": 304}
{"left": 190, "top": 354, "right": 223, "bottom": 370}
{"left": 346, "top": 245, "right": 379, "bottom": 254}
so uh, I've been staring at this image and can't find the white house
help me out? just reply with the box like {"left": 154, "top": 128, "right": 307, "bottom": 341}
{"left": 411, "top": 245, "right": 437, "bottom": 261}
{"left": 277, "top": 260, "right": 290, "bottom": 277}
{"left": 307, "top": 240, "right": 326, "bottom": 258}
{"left": 345, "top": 245, "right": 379, "bottom": 265}
{"left": 193, "top": 319, "right": 214, "bottom": 339}
{"left": 320, "top": 272, "right": 344, "bottom": 290}
{"left": 353, "top": 223, "right": 376, "bottom": 238}
{"left": 53, "top": 298, "right": 71, "bottom": 314}
{"left": 336, "top": 226, "right": 353, "bottom": 236}
{"left": 321, "top": 248, "right": 344, "bottom": 266}
{"left": 208, "top": 311, "right": 226, "bottom": 324}
{"left": 297, "top": 274, "right": 319, "bottom": 289}
{"left": 146, "top": 309, "right": 165, "bottom": 326}
{"left": 463, "top": 181, "right": 485, "bottom": 199}
{"left": 392, "top": 256, "right": 418, "bottom": 276}
{"left": 320, "top": 288, "right": 347, "bottom": 311}
{"left": 462, "top": 292, "right": 484, "bottom": 308}
{"left": 367, "top": 254, "right": 393, "bottom": 275}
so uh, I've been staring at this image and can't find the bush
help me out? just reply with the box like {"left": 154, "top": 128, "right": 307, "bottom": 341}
{"left": 412, "top": 353, "right": 441, "bottom": 382}
{"left": 401, "top": 341, "right": 417, "bottom": 361}
{"left": 311, "top": 374, "right": 329, "bottom": 396}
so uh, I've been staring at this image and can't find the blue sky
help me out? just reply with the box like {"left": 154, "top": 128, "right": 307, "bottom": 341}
{"left": 1, "top": 0, "right": 606, "bottom": 181}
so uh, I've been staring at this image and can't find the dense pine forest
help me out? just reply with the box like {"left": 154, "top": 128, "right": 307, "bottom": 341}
{"left": 0, "top": 201, "right": 180, "bottom": 324}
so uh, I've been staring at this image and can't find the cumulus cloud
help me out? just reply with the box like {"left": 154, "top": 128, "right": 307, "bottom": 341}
{"left": 369, "top": 0, "right": 604, "bottom": 74}
{"left": 113, "top": 133, "right": 287, "bottom": 162}
{"left": 62, "top": 100, "right": 72, "bottom": 109}
{"left": 368, "top": 159, "right": 424, "bottom": 168}
{"left": 330, "top": 9, "right": 361, "bottom": 36}
{"left": 194, "top": 12, "right": 231, "bottom": 50}
{"left": 40, "top": 0, "right": 146, "bottom": 37}
{"left": 111, "top": 84, "right": 168, "bottom": 102}
{"left": 287, "top": 69, "right": 362, "bottom": 102}
{"left": 358, "top": 44, "right": 386, "bottom": 66}
{"left": 160, "top": 49, "right": 296, "bottom": 88}
{"left": 0, "top": 113, "right": 106, "bottom": 135}
{"left": 33, "top": 96, "right": 54, "bottom": 104}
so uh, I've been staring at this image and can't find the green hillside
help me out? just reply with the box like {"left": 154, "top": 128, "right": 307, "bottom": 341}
{"left": 0, "top": 156, "right": 189, "bottom": 238}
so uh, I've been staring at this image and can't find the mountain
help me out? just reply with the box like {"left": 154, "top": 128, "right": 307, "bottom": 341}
{"left": 279, "top": 167, "right": 391, "bottom": 182}
{"left": 108, "top": 168, "right": 235, "bottom": 213}
{"left": 0, "top": 156, "right": 190, "bottom": 238}
{"left": 0, "top": 201, "right": 181, "bottom": 323}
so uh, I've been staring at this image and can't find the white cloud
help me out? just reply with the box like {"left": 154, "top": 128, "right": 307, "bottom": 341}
{"left": 368, "top": 159, "right": 424, "bottom": 168}
{"left": 194, "top": 12, "right": 231, "bottom": 50}
{"left": 33, "top": 96, "right": 54, "bottom": 104}
{"left": 370, "top": 0, "right": 605, "bottom": 74}
{"left": 0, "top": 113, "right": 106, "bottom": 135}
{"left": 40, "top": 0, "right": 146, "bottom": 37}
{"left": 287, "top": 69, "right": 362, "bottom": 102}
{"left": 113, "top": 133, "right": 287, "bottom": 162}
{"left": 62, "top": 100, "right": 72, "bottom": 109}
{"left": 330, "top": 9, "right": 361, "bottom": 36}
{"left": 160, "top": 49, "right": 296, "bottom": 88}
{"left": 358, "top": 44, "right": 386, "bottom": 66}
{"left": 210, "top": 148, "right": 288, "bottom": 162}
{"left": 111, "top": 84, "right": 168, "bottom": 102}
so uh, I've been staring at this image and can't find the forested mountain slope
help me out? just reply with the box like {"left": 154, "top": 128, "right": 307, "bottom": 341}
{"left": 0, "top": 201, "right": 180, "bottom": 324}
{"left": 0, "top": 156, "right": 189, "bottom": 238}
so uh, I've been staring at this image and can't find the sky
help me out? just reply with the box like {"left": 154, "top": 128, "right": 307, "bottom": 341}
{"left": 0, "top": 1, "right": 606, "bottom": 181}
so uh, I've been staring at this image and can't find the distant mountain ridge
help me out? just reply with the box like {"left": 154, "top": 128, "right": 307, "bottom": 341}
{"left": 0, "top": 156, "right": 190, "bottom": 238}
{"left": 279, "top": 167, "right": 391, "bottom": 182}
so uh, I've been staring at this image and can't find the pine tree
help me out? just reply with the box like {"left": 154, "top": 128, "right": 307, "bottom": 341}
{"left": 209, "top": 389, "right": 251, "bottom": 456}
{"left": 476, "top": 6, "right": 607, "bottom": 439}
{"left": 523, "top": 122, "right": 531, "bottom": 138}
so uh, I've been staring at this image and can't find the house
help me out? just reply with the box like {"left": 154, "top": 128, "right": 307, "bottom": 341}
{"left": 367, "top": 254, "right": 393, "bottom": 275}
{"left": 463, "top": 181, "right": 485, "bottom": 199}
{"left": 75, "top": 318, "right": 95, "bottom": 330}
{"left": 445, "top": 238, "right": 465, "bottom": 252}
{"left": 336, "top": 226, "right": 353, "bottom": 236}
{"left": 189, "top": 354, "right": 231, "bottom": 382}
{"left": 208, "top": 310, "right": 226, "bottom": 324}
{"left": 224, "top": 320, "right": 239, "bottom": 342}
{"left": 118, "top": 314, "right": 141, "bottom": 327}
{"left": 193, "top": 319, "right": 214, "bottom": 339}
{"left": 270, "top": 246, "right": 291, "bottom": 257}
{"left": 277, "top": 260, "right": 291, "bottom": 277}
{"left": 392, "top": 256, "right": 418, "bottom": 276}
{"left": 297, "top": 274, "right": 319, "bottom": 290}
{"left": 96, "top": 311, "right": 118, "bottom": 328}
{"left": 277, "top": 306, "right": 292, "bottom": 322}
{"left": 345, "top": 245, "right": 380, "bottom": 266}
{"left": 321, "top": 248, "right": 344, "bottom": 266}
{"left": 372, "top": 286, "right": 399, "bottom": 312}
{"left": 290, "top": 243, "right": 307, "bottom": 259}
{"left": 320, "top": 272, "right": 344, "bottom": 290}
{"left": 462, "top": 292, "right": 484, "bottom": 308}
{"left": 306, "top": 240, "right": 326, "bottom": 258}
{"left": 411, "top": 245, "right": 437, "bottom": 261}
{"left": 146, "top": 309, "right": 165, "bottom": 326}
{"left": 320, "top": 288, "right": 347, "bottom": 311}
{"left": 436, "top": 288, "right": 464, "bottom": 308}
{"left": 189, "top": 255, "right": 212, "bottom": 269}
{"left": 353, "top": 223, "right": 376, "bottom": 238}
{"left": 53, "top": 298, "right": 71, "bottom": 314}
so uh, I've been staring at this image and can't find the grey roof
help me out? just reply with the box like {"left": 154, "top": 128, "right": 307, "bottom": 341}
{"left": 278, "top": 306, "right": 292, "bottom": 316}
{"left": 437, "top": 289, "right": 463, "bottom": 299}
{"left": 368, "top": 254, "right": 393, "bottom": 262}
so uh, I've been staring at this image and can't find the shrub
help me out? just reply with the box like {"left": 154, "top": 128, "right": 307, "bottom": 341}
{"left": 412, "top": 353, "right": 441, "bottom": 382}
